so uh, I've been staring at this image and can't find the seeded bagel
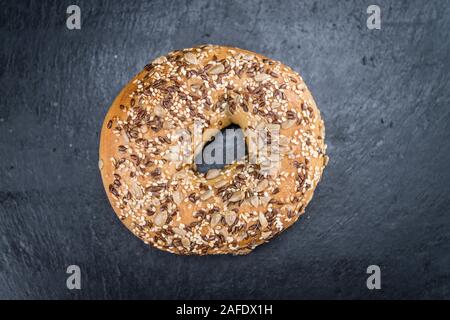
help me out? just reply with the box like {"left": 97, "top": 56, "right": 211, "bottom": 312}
{"left": 99, "top": 45, "right": 328, "bottom": 255}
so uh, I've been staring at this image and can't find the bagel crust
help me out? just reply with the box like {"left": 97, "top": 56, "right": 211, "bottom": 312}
{"left": 99, "top": 45, "right": 328, "bottom": 255}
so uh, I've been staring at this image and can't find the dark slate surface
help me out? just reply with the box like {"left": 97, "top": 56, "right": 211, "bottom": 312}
{"left": 1, "top": 0, "right": 449, "bottom": 299}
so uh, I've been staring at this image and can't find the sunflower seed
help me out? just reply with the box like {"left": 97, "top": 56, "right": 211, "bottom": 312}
{"left": 173, "top": 170, "right": 188, "bottom": 179}
{"left": 122, "top": 132, "right": 130, "bottom": 143}
{"left": 206, "top": 169, "right": 220, "bottom": 180}
{"left": 139, "top": 124, "right": 148, "bottom": 133}
{"left": 172, "top": 191, "right": 184, "bottom": 205}
{"left": 250, "top": 196, "right": 259, "bottom": 207}
{"left": 152, "top": 56, "right": 167, "bottom": 65}
{"left": 164, "top": 152, "right": 179, "bottom": 161}
{"left": 255, "top": 179, "right": 269, "bottom": 192}
{"left": 214, "top": 179, "right": 228, "bottom": 188}
{"left": 181, "top": 237, "right": 191, "bottom": 248}
{"left": 129, "top": 181, "right": 143, "bottom": 199}
{"left": 261, "top": 231, "right": 272, "bottom": 239}
{"left": 163, "top": 121, "right": 175, "bottom": 130}
{"left": 218, "top": 228, "right": 229, "bottom": 238}
{"left": 259, "top": 212, "right": 268, "bottom": 229}
{"left": 208, "top": 63, "right": 224, "bottom": 75}
{"left": 154, "top": 211, "right": 167, "bottom": 227}
{"left": 227, "top": 202, "right": 239, "bottom": 211}
{"left": 260, "top": 196, "right": 271, "bottom": 206}
{"left": 297, "top": 83, "right": 306, "bottom": 90}
{"left": 281, "top": 119, "right": 296, "bottom": 129}
{"left": 200, "top": 189, "right": 213, "bottom": 200}
{"left": 229, "top": 191, "right": 244, "bottom": 202}
{"left": 259, "top": 158, "right": 272, "bottom": 168}
{"left": 154, "top": 105, "right": 166, "bottom": 117}
{"left": 254, "top": 73, "right": 270, "bottom": 82}
{"left": 278, "top": 145, "right": 290, "bottom": 154}
{"left": 173, "top": 227, "right": 187, "bottom": 237}
{"left": 210, "top": 213, "right": 222, "bottom": 228}
{"left": 184, "top": 52, "right": 198, "bottom": 64}
{"left": 236, "top": 231, "right": 247, "bottom": 241}
{"left": 279, "top": 135, "right": 289, "bottom": 146}
{"left": 225, "top": 212, "right": 237, "bottom": 226}
{"left": 256, "top": 121, "right": 266, "bottom": 130}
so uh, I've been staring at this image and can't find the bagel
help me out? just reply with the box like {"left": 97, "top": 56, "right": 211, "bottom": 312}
{"left": 99, "top": 45, "right": 328, "bottom": 255}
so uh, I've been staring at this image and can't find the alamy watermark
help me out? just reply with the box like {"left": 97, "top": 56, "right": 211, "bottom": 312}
{"left": 367, "top": 5, "right": 381, "bottom": 30}
{"left": 66, "top": 265, "right": 81, "bottom": 289}
{"left": 366, "top": 265, "right": 381, "bottom": 290}
{"left": 66, "top": 5, "right": 81, "bottom": 30}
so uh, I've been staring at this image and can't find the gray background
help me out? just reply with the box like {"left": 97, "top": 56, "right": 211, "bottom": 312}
{"left": 0, "top": 0, "right": 449, "bottom": 299}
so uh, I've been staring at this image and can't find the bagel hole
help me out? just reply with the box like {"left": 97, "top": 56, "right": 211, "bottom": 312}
{"left": 195, "top": 124, "right": 248, "bottom": 174}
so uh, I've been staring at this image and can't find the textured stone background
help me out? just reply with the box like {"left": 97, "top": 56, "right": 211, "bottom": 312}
{"left": 1, "top": 0, "right": 449, "bottom": 299}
